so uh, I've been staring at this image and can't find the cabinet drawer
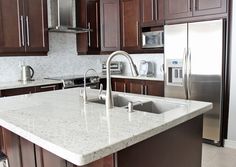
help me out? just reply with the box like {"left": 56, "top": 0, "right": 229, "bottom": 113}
{"left": 35, "top": 84, "right": 62, "bottom": 93}
{"left": 1, "top": 87, "right": 36, "bottom": 97}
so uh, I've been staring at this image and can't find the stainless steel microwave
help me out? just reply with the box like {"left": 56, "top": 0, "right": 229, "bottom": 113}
{"left": 142, "top": 31, "right": 164, "bottom": 48}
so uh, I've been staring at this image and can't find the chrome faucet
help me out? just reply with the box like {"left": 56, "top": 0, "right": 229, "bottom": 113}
{"left": 105, "top": 51, "right": 138, "bottom": 109}
{"left": 83, "top": 68, "right": 99, "bottom": 104}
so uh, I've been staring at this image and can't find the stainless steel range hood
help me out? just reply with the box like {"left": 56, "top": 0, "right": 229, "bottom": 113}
{"left": 48, "top": 0, "right": 91, "bottom": 33}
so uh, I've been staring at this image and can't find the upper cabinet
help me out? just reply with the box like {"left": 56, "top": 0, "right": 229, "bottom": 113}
{"left": 77, "top": 0, "right": 101, "bottom": 54}
{"left": 0, "top": 0, "right": 48, "bottom": 56}
{"left": 193, "top": 0, "right": 227, "bottom": 16}
{"left": 120, "top": 0, "right": 141, "bottom": 52}
{"left": 100, "top": 0, "right": 120, "bottom": 52}
{"left": 141, "top": 0, "right": 164, "bottom": 27}
{"left": 165, "top": 0, "right": 227, "bottom": 21}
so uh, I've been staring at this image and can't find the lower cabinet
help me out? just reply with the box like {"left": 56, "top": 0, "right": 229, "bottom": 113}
{"left": 111, "top": 78, "right": 164, "bottom": 97}
{"left": 0, "top": 128, "right": 114, "bottom": 167}
{"left": 0, "top": 84, "right": 62, "bottom": 97}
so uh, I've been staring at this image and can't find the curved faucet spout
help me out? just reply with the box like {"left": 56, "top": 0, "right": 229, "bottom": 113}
{"left": 106, "top": 51, "right": 138, "bottom": 109}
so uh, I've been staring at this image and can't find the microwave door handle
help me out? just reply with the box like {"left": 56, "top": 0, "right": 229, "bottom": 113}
{"left": 182, "top": 48, "right": 188, "bottom": 99}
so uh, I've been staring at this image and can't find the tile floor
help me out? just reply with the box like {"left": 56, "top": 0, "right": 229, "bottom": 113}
{"left": 202, "top": 144, "right": 236, "bottom": 167}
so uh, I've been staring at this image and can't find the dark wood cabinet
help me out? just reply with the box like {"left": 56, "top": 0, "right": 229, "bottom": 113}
{"left": 141, "top": 0, "right": 164, "bottom": 26}
{"left": 165, "top": 0, "right": 192, "bottom": 20}
{"left": 193, "top": 0, "right": 227, "bottom": 16}
{"left": 111, "top": 78, "right": 164, "bottom": 97}
{"left": 20, "top": 138, "right": 37, "bottom": 167}
{"left": 165, "top": 0, "right": 227, "bottom": 21}
{"left": 120, "top": 0, "right": 141, "bottom": 52}
{"left": 77, "top": 0, "right": 101, "bottom": 54}
{"left": 112, "top": 78, "right": 127, "bottom": 93}
{"left": 100, "top": 0, "right": 120, "bottom": 52}
{"left": 0, "top": 84, "right": 62, "bottom": 97}
{"left": 0, "top": 0, "right": 48, "bottom": 55}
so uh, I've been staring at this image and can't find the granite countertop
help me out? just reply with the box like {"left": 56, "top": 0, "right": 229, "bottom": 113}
{"left": 0, "top": 88, "right": 212, "bottom": 166}
{"left": 0, "top": 79, "right": 63, "bottom": 91}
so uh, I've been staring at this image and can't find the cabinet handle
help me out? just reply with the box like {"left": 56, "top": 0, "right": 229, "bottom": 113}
{"left": 136, "top": 21, "right": 139, "bottom": 46}
{"left": 114, "top": 82, "right": 117, "bottom": 91}
{"left": 190, "top": 0, "right": 192, "bottom": 11}
{"left": 26, "top": 16, "right": 30, "bottom": 46}
{"left": 95, "top": 2, "right": 99, "bottom": 48}
{"left": 20, "top": 16, "right": 25, "bottom": 46}
{"left": 88, "top": 22, "right": 91, "bottom": 47}
{"left": 151, "top": 0, "right": 155, "bottom": 20}
{"left": 144, "top": 85, "right": 148, "bottom": 95}
{"left": 40, "top": 85, "right": 56, "bottom": 90}
{"left": 195, "top": 0, "right": 199, "bottom": 10}
{"left": 124, "top": 83, "right": 126, "bottom": 93}
{"left": 141, "top": 85, "right": 144, "bottom": 95}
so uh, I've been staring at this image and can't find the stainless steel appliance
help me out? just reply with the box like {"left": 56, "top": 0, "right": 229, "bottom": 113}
{"left": 45, "top": 75, "right": 100, "bottom": 89}
{"left": 102, "top": 61, "right": 123, "bottom": 74}
{"left": 139, "top": 60, "right": 154, "bottom": 77}
{"left": 164, "top": 19, "right": 224, "bottom": 145}
{"left": 142, "top": 30, "right": 164, "bottom": 48}
{"left": 20, "top": 65, "right": 34, "bottom": 81}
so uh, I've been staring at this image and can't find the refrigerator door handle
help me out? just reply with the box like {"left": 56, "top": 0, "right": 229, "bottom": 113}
{"left": 183, "top": 48, "right": 188, "bottom": 99}
{"left": 187, "top": 49, "right": 192, "bottom": 99}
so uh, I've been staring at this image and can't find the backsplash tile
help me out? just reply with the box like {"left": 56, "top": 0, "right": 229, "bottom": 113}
{"left": 0, "top": 33, "right": 164, "bottom": 83}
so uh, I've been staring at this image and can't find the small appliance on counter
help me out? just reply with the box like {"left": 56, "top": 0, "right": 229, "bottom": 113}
{"left": 138, "top": 60, "right": 154, "bottom": 77}
{"left": 20, "top": 65, "right": 34, "bottom": 82}
{"left": 102, "top": 61, "right": 123, "bottom": 75}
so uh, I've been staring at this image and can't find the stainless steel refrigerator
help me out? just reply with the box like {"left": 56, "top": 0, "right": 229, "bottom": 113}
{"left": 164, "top": 19, "right": 224, "bottom": 145}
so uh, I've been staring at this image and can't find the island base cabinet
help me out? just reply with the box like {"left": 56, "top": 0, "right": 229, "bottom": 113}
{"left": 0, "top": 115, "right": 203, "bottom": 167}
{"left": 117, "top": 115, "right": 203, "bottom": 167}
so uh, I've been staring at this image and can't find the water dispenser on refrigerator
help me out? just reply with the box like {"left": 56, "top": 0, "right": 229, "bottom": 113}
{"left": 166, "top": 59, "right": 183, "bottom": 86}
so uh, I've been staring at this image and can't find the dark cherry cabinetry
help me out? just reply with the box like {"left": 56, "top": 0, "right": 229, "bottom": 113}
{"left": 100, "top": 0, "right": 120, "bottom": 52}
{"left": 111, "top": 78, "right": 164, "bottom": 97}
{"left": 120, "top": 0, "right": 141, "bottom": 52}
{"left": 77, "top": 0, "right": 101, "bottom": 54}
{"left": 193, "top": 0, "right": 227, "bottom": 16}
{"left": 0, "top": 84, "right": 62, "bottom": 97}
{"left": 141, "top": 0, "right": 164, "bottom": 26}
{"left": 0, "top": 0, "right": 48, "bottom": 55}
{"left": 0, "top": 128, "right": 114, "bottom": 167}
{"left": 165, "top": 0, "right": 227, "bottom": 21}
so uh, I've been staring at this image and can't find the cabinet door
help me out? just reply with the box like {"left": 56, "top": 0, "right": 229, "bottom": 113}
{"left": 1, "top": 128, "right": 22, "bottom": 167}
{"left": 35, "top": 84, "right": 62, "bottom": 93}
{"left": 1, "top": 87, "right": 36, "bottom": 97}
{"left": 145, "top": 81, "right": 164, "bottom": 96}
{"left": 87, "top": 0, "right": 101, "bottom": 53}
{"left": 193, "top": 0, "right": 227, "bottom": 16}
{"left": 24, "top": 0, "right": 48, "bottom": 54}
{"left": 35, "top": 146, "right": 66, "bottom": 167}
{"left": 20, "top": 138, "right": 36, "bottom": 167}
{"left": 141, "top": 0, "right": 164, "bottom": 26}
{"left": 165, "top": 0, "right": 193, "bottom": 20}
{"left": 0, "top": 0, "right": 25, "bottom": 54}
{"left": 120, "top": 0, "right": 141, "bottom": 51}
{"left": 128, "top": 79, "right": 145, "bottom": 94}
{"left": 111, "top": 78, "right": 127, "bottom": 92}
{"left": 100, "top": 0, "right": 120, "bottom": 52}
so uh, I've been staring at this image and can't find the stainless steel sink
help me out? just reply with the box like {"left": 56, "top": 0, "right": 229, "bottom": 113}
{"left": 89, "top": 95, "right": 148, "bottom": 107}
{"left": 132, "top": 101, "right": 183, "bottom": 114}
{"left": 89, "top": 94, "right": 184, "bottom": 114}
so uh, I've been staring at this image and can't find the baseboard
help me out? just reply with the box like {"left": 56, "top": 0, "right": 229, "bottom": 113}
{"left": 224, "top": 139, "right": 236, "bottom": 149}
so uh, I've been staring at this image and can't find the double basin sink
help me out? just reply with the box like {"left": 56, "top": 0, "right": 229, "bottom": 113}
{"left": 89, "top": 94, "right": 184, "bottom": 114}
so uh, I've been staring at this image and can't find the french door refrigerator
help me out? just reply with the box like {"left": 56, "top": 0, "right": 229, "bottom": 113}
{"left": 164, "top": 19, "right": 224, "bottom": 145}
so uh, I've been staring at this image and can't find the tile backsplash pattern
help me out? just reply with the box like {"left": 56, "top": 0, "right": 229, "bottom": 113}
{"left": 0, "top": 33, "right": 164, "bottom": 82}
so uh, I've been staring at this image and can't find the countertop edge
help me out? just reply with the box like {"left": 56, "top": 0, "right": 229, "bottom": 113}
{"left": 0, "top": 103, "right": 211, "bottom": 166}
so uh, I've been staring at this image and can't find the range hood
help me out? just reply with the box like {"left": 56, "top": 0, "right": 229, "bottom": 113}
{"left": 48, "top": 0, "right": 91, "bottom": 33}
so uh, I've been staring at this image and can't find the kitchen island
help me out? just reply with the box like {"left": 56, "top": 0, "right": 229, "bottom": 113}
{"left": 0, "top": 88, "right": 212, "bottom": 167}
